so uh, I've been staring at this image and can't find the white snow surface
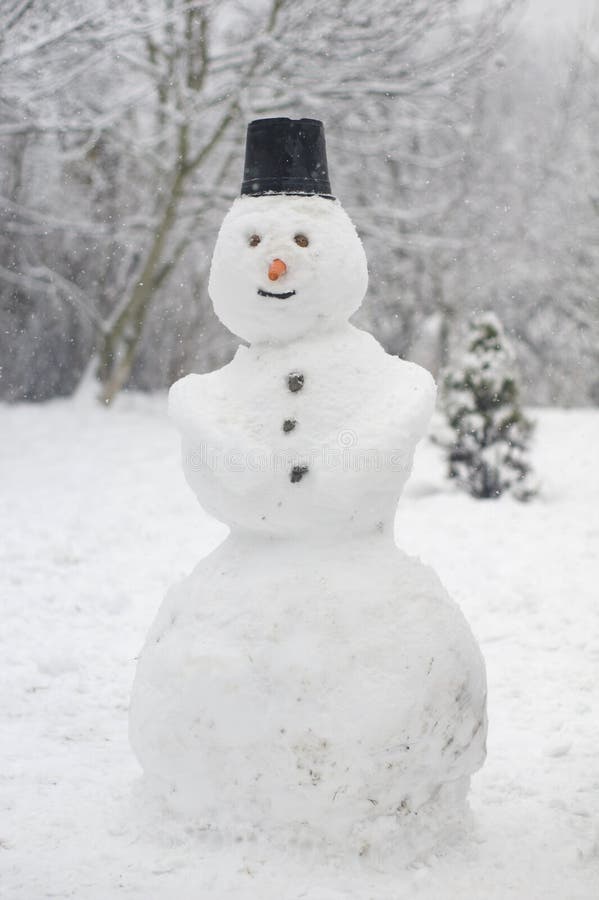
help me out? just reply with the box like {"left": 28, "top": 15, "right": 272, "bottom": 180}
{"left": 1, "top": 391, "right": 598, "bottom": 898}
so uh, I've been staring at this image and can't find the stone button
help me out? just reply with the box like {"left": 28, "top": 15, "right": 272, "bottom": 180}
{"left": 287, "top": 372, "right": 304, "bottom": 392}
{"left": 290, "top": 464, "right": 309, "bottom": 483}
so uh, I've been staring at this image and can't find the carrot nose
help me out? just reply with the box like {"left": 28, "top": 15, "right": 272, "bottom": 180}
{"left": 268, "top": 258, "right": 287, "bottom": 281}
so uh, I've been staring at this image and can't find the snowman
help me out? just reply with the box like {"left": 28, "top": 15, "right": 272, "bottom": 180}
{"left": 129, "top": 118, "right": 487, "bottom": 856}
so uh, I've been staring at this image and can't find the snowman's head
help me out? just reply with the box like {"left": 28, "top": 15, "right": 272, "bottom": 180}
{"left": 209, "top": 194, "right": 368, "bottom": 344}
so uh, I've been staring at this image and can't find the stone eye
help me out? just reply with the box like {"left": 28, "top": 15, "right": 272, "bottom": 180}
{"left": 294, "top": 234, "right": 309, "bottom": 247}
{"left": 249, "top": 234, "right": 261, "bottom": 247}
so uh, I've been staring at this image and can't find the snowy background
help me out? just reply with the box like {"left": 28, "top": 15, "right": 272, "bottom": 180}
{"left": 1, "top": 0, "right": 599, "bottom": 405}
{"left": 2, "top": 392, "right": 598, "bottom": 897}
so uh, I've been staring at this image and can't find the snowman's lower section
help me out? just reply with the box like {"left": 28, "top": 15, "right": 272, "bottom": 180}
{"left": 130, "top": 532, "right": 487, "bottom": 855}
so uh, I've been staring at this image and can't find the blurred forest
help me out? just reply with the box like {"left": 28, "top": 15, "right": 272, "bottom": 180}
{"left": 1, "top": 0, "right": 598, "bottom": 405}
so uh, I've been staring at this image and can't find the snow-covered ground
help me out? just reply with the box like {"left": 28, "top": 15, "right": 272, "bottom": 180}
{"left": 1, "top": 392, "right": 598, "bottom": 899}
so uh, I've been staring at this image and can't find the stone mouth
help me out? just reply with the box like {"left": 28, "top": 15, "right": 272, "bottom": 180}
{"left": 257, "top": 288, "right": 296, "bottom": 300}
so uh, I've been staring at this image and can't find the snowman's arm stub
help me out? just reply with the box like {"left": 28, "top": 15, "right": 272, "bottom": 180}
{"left": 169, "top": 370, "right": 272, "bottom": 484}
{"left": 168, "top": 345, "right": 251, "bottom": 434}
{"left": 169, "top": 374, "right": 217, "bottom": 444}
{"left": 339, "top": 329, "right": 437, "bottom": 449}
{"left": 361, "top": 358, "right": 437, "bottom": 451}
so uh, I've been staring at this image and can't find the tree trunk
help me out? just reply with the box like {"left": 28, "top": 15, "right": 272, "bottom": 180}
{"left": 96, "top": 164, "right": 187, "bottom": 405}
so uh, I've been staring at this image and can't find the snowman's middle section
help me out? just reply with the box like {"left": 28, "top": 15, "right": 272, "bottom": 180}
{"left": 169, "top": 325, "right": 435, "bottom": 538}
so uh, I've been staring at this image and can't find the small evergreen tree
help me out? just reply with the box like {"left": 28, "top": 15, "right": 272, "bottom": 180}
{"left": 437, "top": 313, "right": 536, "bottom": 500}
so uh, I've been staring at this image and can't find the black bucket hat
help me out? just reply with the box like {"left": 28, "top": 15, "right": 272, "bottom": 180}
{"left": 241, "top": 118, "right": 333, "bottom": 198}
